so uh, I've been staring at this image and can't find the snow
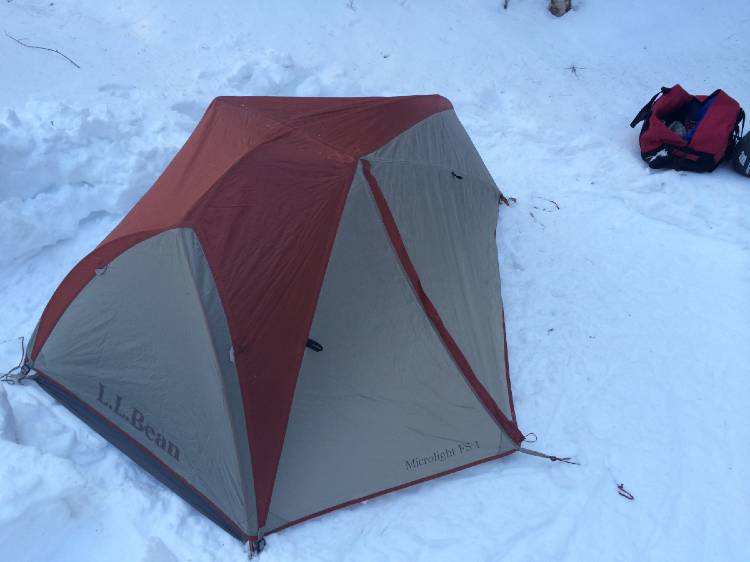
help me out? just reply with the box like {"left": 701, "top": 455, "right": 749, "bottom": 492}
{"left": 1, "top": 0, "right": 749, "bottom": 560}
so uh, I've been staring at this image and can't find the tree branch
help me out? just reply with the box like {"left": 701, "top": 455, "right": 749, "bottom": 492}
{"left": 5, "top": 31, "right": 80, "bottom": 69}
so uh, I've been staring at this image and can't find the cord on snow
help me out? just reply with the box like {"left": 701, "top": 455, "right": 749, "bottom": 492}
{"left": 519, "top": 447, "right": 579, "bottom": 465}
{"left": 517, "top": 432, "right": 579, "bottom": 464}
{"left": 518, "top": 433, "right": 579, "bottom": 466}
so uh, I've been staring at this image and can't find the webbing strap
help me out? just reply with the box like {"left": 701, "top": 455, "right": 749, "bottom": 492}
{"left": 630, "top": 87, "right": 670, "bottom": 128}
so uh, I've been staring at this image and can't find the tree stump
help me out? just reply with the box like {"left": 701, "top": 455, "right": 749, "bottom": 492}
{"left": 549, "top": 0, "right": 572, "bottom": 16}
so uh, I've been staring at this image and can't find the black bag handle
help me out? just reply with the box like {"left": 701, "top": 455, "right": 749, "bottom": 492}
{"left": 630, "top": 87, "right": 671, "bottom": 128}
{"left": 727, "top": 108, "right": 746, "bottom": 160}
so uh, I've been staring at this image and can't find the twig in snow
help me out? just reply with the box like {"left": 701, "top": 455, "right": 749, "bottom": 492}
{"left": 617, "top": 483, "right": 635, "bottom": 500}
{"left": 565, "top": 64, "right": 586, "bottom": 78}
{"left": 529, "top": 211, "right": 545, "bottom": 229}
{"left": 565, "top": 64, "right": 584, "bottom": 77}
{"left": 539, "top": 197, "right": 560, "bottom": 210}
{"left": 4, "top": 31, "right": 80, "bottom": 69}
{"left": 532, "top": 196, "right": 560, "bottom": 212}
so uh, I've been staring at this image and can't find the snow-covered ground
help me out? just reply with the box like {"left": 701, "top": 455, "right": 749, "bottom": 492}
{"left": 1, "top": 1, "right": 749, "bottom": 560}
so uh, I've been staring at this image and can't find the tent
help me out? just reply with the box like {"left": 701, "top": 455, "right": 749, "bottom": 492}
{"left": 24, "top": 95, "right": 524, "bottom": 547}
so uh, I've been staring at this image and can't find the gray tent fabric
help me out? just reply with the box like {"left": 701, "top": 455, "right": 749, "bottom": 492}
{"left": 26, "top": 97, "right": 521, "bottom": 544}
{"left": 268, "top": 165, "right": 515, "bottom": 530}
{"left": 368, "top": 110, "right": 496, "bottom": 186}
{"left": 363, "top": 160, "right": 512, "bottom": 419}
{"left": 33, "top": 229, "right": 256, "bottom": 534}
{"left": 367, "top": 110, "right": 513, "bottom": 420}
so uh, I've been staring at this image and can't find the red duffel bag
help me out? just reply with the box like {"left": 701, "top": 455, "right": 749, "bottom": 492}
{"left": 630, "top": 84, "right": 745, "bottom": 172}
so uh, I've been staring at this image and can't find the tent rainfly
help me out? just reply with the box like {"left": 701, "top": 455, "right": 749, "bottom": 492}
{"left": 23, "top": 95, "right": 527, "bottom": 550}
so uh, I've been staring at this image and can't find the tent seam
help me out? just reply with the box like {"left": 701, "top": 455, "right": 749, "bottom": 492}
{"left": 212, "top": 98, "right": 355, "bottom": 160}
{"left": 267, "top": 448, "right": 518, "bottom": 536}
{"left": 215, "top": 97, "right": 452, "bottom": 160}
{"left": 177, "top": 228, "right": 255, "bottom": 533}
{"left": 257, "top": 159, "right": 360, "bottom": 530}
{"left": 361, "top": 159, "right": 523, "bottom": 445}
